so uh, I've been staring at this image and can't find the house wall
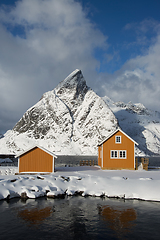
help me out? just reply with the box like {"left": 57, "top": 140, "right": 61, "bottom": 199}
{"left": 19, "top": 147, "right": 54, "bottom": 173}
{"left": 98, "top": 145, "right": 102, "bottom": 167}
{"left": 98, "top": 130, "right": 135, "bottom": 170}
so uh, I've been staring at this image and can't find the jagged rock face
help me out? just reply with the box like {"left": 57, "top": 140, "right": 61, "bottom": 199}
{"left": 13, "top": 70, "right": 89, "bottom": 137}
{"left": 1, "top": 69, "right": 118, "bottom": 155}
{"left": 103, "top": 96, "right": 160, "bottom": 156}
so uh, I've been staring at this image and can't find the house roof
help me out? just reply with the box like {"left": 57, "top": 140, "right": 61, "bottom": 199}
{"left": 98, "top": 128, "right": 139, "bottom": 146}
{"left": 15, "top": 145, "right": 58, "bottom": 158}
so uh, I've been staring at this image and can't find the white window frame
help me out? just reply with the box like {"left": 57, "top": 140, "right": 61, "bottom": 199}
{"left": 115, "top": 135, "right": 121, "bottom": 144}
{"left": 110, "top": 150, "right": 127, "bottom": 159}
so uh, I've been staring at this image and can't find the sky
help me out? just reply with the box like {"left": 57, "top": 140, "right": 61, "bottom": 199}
{"left": 0, "top": 0, "right": 160, "bottom": 133}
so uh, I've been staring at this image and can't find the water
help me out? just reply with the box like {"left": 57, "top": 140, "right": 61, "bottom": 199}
{"left": 0, "top": 196, "right": 160, "bottom": 240}
{"left": 55, "top": 155, "right": 98, "bottom": 167}
{"left": 149, "top": 157, "right": 160, "bottom": 167}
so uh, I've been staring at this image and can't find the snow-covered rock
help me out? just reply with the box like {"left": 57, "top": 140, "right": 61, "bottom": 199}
{"left": 103, "top": 96, "right": 160, "bottom": 156}
{"left": 0, "top": 69, "right": 118, "bottom": 155}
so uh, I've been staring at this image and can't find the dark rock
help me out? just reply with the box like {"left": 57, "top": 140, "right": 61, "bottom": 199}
{"left": 21, "top": 192, "right": 28, "bottom": 199}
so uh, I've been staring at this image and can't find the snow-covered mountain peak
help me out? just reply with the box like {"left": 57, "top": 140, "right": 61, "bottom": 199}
{"left": 60, "top": 69, "right": 82, "bottom": 85}
{"left": 55, "top": 69, "right": 88, "bottom": 93}
{"left": 1, "top": 69, "right": 160, "bottom": 156}
{"left": 40, "top": 69, "right": 89, "bottom": 112}
{"left": 0, "top": 70, "right": 118, "bottom": 155}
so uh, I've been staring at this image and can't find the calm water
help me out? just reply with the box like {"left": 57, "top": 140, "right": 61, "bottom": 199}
{"left": 149, "top": 157, "right": 160, "bottom": 167}
{"left": 55, "top": 155, "right": 98, "bottom": 167}
{"left": 0, "top": 196, "right": 160, "bottom": 240}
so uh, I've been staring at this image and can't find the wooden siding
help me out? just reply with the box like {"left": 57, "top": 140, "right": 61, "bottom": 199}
{"left": 19, "top": 147, "right": 53, "bottom": 173}
{"left": 98, "top": 130, "right": 135, "bottom": 170}
{"left": 98, "top": 145, "right": 102, "bottom": 167}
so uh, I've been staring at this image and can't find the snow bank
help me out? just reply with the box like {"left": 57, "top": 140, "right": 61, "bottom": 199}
{"left": 0, "top": 167, "right": 17, "bottom": 175}
{"left": 0, "top": 166, "right": 160, "bottom": 202}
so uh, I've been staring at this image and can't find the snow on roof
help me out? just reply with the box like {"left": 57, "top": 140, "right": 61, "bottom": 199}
{"left": 15, "top": 145, "right": 57, "bottom": 158}
{"left": 98, "top": 128, "right": 139, "bottom": 146}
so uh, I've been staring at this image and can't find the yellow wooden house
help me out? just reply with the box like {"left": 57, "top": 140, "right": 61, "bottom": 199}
{"left": 16, "top": 145, "right": 57, "bottom": 174}
{"left": 98, "top": 128, "right": 138, "bottom": 170}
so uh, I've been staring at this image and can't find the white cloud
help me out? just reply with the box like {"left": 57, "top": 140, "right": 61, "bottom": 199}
{"left": 0, "top": 0, "right": 108, "bottom": 133}
{"left": 1, "top": 1, "right": 160, "bottom": 134}
{"left": 100, "top": 29, "right": 160, "bottom": 111}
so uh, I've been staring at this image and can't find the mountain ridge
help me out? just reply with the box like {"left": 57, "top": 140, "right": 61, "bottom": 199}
{"left": 0, "top": 70, "right": 118, "bottom": 155}
{"left": 0, "top": 69, "right": 160, "bottom": 156}
{"left": 103, "top": 96, "right": 160, "bottom": 156}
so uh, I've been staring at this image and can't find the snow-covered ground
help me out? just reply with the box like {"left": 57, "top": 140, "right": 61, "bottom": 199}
{"left": 0, "top": 166, "right": 160, "bottom": 202}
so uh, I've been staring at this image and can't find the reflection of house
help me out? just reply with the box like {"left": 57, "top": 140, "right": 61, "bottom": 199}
{"left": 98, "top": 205, "right": 137, "bottom": 235}
{"left": 98, "top": 128, "right": 138, "bottom": 170}
{"left": 18, "top": 206, "right": 53, "bottom": 225}
{"left": 16, "top": 145, "right": 57, "bottom": 173}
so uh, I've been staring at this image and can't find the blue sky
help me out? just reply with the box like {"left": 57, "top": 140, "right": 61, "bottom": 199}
{"left": 80, "top": 0, "right": 160, "bottom": 73}
{"left": 0, "top": 0, "right": 160, "bottom": 133}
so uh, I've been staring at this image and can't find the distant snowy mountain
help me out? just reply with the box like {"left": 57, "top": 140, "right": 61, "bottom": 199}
{"left": 0, "top": 69, "right": 118, "bottom": 155}
{"left": 103, "top": 96, "right": 160, "bottom": 156}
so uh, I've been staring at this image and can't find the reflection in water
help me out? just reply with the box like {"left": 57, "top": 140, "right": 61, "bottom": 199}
{"left": 69, "top": 217, "right": 87, "bottom": 239}
{"left": 0, "top": 197, "right": 160, "bottom": 240}
{"left": 98, "top": 205, "right": 137, "bottom": 238}
{"left": 18, "top": 206, "right": 53, "bottom": 225}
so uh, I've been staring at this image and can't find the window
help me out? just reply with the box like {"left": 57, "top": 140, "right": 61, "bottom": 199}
{"left": 115, "top": 136, "right": 121, "bottom": 143}
{"left": 111, "top": 150, "right": 118, "bottom": 158}
{"left": 111, "top": 150, "right": 126, "bottom": 159}
{"left": 119, "top": 150, "right": 126, "bottom": 158}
